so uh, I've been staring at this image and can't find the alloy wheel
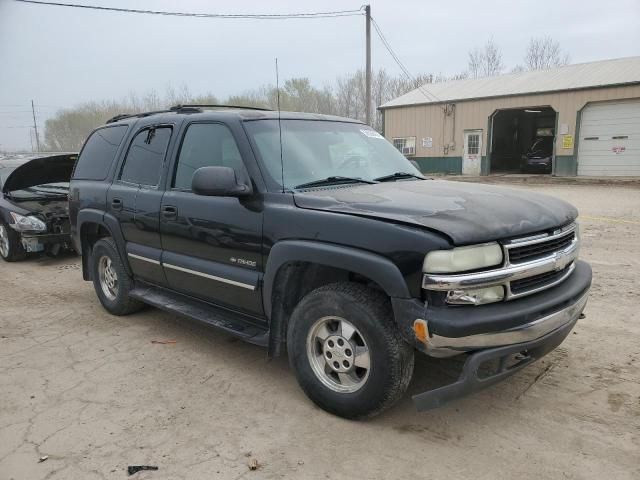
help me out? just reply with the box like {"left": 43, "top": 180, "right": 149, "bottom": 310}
{"left": 306, "top": 316, "right": 371, "bottom": 393}
{"left": 98, "top": 255, "right": 118, "bottom": 301}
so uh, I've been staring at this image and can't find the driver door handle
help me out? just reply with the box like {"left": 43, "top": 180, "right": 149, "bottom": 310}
{"left": 111, "top": 198, "right": 123, "bottom": 211}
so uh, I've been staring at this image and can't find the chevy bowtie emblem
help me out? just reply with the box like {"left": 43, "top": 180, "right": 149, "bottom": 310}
{"left": 554, "top": 253, "right": 564, "bottom": 271}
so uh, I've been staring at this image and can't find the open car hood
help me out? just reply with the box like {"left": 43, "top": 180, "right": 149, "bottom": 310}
{"left": 293, "top": 179, "right": 578, "bottom": 245}
{"left": 2, "top": 154, "right": 77, "bottom": 194}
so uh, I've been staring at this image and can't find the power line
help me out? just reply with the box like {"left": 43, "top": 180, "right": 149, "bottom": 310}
{"left": 370, "top": 17, "right": 442, "bottom": 104}
{"left": 14, "top": 1, "right": 365, "bottom": 19}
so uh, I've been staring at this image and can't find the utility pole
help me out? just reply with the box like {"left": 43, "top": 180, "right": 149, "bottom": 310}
{"left": 31, "top": 100, "right": 41, "bottom": 152}
{"left": 365, "top": 4, "right": 371, "bottom": 127}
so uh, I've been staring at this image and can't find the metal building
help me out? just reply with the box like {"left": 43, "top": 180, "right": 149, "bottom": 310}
{"left": 379, "top": 57, "right": 640, "bottom": 176}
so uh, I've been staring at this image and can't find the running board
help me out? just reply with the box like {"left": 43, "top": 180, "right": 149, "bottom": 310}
{"left": 129, "top": 283, "right": 269, "bottom": 347}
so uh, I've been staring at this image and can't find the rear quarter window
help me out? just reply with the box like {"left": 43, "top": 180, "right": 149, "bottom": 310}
{"left": 73, "top": 125, "right": 128, "bottom": 180}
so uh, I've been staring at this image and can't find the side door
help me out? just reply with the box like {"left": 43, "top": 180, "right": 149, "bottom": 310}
{"left": 107, "top": 125, "right": 174, "bottom": 286}
{"left": 462, "top": 130, "right": 482, "bottom": 176}
{"left": 160, "top": 121, "right": 264, "bottom": 317}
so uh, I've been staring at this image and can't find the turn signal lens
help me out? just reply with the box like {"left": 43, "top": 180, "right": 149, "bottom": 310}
{"left": 413, "top": 319, "right": 428, "bottom": 344}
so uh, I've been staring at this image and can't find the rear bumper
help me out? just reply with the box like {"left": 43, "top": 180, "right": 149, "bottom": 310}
{"left": 412, "top": 315, "right": 578, "bottom": 411}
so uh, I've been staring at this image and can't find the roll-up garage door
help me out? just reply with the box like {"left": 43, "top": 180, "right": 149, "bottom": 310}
{"left": 577, "top": 99, "right": 640, "bottom": 176}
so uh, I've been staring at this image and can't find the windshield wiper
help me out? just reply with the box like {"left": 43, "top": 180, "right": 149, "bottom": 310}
{"left": 373, "top": 172, "right": 425, "bottom": 182}
{"left": 294, "top": 176, "right": 377, "bottom": 189}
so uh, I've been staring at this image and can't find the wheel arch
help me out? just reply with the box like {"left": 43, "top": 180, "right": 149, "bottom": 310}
{"left": 77, "top": 209, "right": 131, "bottom": 280}
{"left": 263, "top": 240, "right": 411, "bottom": 356}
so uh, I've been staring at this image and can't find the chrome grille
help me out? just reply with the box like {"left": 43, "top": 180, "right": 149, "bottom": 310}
{"left": 510, "top": 264, "right": 573, "bottom": 295}
{"left": 508, "top": 230, "right": 575, "bottom": 264}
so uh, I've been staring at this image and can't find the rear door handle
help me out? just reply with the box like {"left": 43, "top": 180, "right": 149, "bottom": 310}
{"left": 111, "top": 198, "right": 123, "bottom": 211}
{"left": 162, "top": 205, "right": 178, "bottom": 220}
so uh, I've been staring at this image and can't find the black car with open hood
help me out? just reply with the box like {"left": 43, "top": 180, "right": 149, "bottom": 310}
{"left": 0, "top": 153, "right": 77, "bottom": 261}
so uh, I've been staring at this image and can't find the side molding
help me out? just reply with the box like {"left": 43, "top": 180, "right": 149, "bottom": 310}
{"left": 263, "top": 240, "right": 411, "bottom": 319}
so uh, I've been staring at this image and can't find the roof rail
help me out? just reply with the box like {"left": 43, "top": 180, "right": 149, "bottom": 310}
{"left": 105, "top": 109, "right": 173, "bottom": 124}
{"left": 170, "top": 104, "right": 272, "bottom": 112}
{"left": 105, "top": 104, "right": 272, "bottom": 124}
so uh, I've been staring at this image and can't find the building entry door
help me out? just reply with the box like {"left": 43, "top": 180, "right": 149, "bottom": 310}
{"left": 463, "top": 130, "right": 482, "bottom": 175}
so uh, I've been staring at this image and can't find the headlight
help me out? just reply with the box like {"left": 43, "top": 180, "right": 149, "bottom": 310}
{"left": 423, "top": 242, "right": 503, "bottom": 273}
{"left": 9, "top": 212, "right": 47, "bottom": 232}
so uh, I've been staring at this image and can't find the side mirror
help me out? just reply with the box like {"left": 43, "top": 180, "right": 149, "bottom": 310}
{"left": 192, "top": 166, "right": 252, "bottom": 197}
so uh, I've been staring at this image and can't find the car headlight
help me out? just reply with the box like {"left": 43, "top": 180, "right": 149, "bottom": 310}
{"left": 423, "top": 242, "right": 503, "bottom": 273}
{"left": 9, "top": 212, "right": 47, "bottom": 232}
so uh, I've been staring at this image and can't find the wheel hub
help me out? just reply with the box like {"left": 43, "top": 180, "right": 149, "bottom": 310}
{"left": 323, "top": 335, "right": 355, "bottom": 373}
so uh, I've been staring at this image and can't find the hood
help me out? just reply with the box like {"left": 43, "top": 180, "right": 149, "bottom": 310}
{"left": 2, "top": 154, "right": 77, "bottom": 194}
{"left": 293, "top": 180, "right": 578, "bottom": 245}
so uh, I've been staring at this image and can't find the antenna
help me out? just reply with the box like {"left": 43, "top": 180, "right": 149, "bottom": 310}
{"left": 276, "top": 58, "right": 284, "bottom": 193}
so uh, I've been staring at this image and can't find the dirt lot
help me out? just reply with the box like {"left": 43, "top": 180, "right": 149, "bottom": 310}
{"left": 1, "top": 183, "right": 639, "bottom": 480}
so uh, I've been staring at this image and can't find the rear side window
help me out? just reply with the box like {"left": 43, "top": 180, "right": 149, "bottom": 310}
{"left": 73, "top": 125, "right": 128, "bottom": 180}
{"left": 173, "top": 123, "right": 244, "bottom": 190}
{"left": 120, "top": 127, "right": 172, "bottom": 186}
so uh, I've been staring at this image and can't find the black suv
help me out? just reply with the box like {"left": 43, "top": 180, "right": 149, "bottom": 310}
{"left": 69, "top": 105, "right": 592, "bottom": 419}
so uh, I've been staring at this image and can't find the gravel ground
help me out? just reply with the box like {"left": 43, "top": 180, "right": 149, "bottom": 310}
{"left": 1, "top": 183, "right": 638, "bottom": 480}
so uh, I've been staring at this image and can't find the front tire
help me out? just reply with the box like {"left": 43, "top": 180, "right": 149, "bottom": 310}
{"left": 0, "top": 221, "right": 26, "bottom": 262}
{"left": 90, "top": 238, "right": 143, "bottom": 316}
{"left": 287, "top": 282, "right": 414, "bottom": 419}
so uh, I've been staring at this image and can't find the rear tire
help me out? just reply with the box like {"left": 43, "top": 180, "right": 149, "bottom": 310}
{"left": 0, "top": 221, "right": 26, "bottom": 262}
{"left": 287, "top": 282, "right": 414, "bottom": 419}
{"left": 90, "top": 238, "right": 143, "bottom": 316}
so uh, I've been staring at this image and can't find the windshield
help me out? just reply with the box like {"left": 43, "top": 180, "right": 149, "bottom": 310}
{"left": 244, "top": 120, "right": 422, "bottom": 190}
{"left": 529, "top": 137, "right": 553, "bottom": 154}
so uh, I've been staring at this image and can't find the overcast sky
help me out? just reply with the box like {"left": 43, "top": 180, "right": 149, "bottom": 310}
{"left": 1, "top": 0, "right": 639, "bottom": 151}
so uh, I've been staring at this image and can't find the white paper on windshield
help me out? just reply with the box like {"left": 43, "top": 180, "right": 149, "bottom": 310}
{"left": 360, "top": 129, "right": 384, "bottom": 139}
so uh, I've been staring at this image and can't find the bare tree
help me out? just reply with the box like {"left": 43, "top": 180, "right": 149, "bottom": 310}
{"left": 468, "top": 48, "right": 483, "bottom": 79}
{"left": 482, "top": 38, "right": 504, "bottom": 76}
{"left": 468, "top": 38, "right": 504, "bottom": 78}
{"left": 525, "top": 36, "right": 570, "bottom": 70}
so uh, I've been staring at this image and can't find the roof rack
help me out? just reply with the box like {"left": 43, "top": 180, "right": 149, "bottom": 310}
{"left": 105, "top": 109, "right": 173, "bottom": 124}
{"left": 169, "top": 104, "right": 272, "bottom": 112}
{"left": 105, "top": 104, "right": 272, "bottom": 124}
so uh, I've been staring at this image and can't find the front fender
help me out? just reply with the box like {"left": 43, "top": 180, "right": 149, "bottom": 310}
{"left": 263, "top": 240, "right": 411, "bottom": 319}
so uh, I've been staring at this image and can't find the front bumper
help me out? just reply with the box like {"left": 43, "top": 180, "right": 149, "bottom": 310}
{"left": 20, "top": 232, "right": 73, "bottom": 253}
{"left": 412, "top": 315, "right": 579, "bottom": 410}
{"left": 391, "top": 260, "right": 591, "bottom": 410}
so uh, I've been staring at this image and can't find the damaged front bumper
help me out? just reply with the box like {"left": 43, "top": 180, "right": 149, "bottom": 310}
{"left": 412, "top": 315, "right": 579, "bottom": 410}
{"left": 19, "top": 232, "right": 73, "bottom": 253}
{"left": 392, "top": 260, "right": 592, "bottom": 410}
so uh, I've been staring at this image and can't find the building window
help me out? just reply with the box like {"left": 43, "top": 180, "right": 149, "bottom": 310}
{"left": 392, "top": 137, "right": 416, "bottom": 156}
{"left": 467, "top": 134, "right": 480, "bottom": 155}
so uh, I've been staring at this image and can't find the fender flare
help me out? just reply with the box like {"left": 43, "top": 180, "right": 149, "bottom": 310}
{"left": 262, "top": 240, "right": 411, "bottom": 319}
{"left": 77, "top": 209, "right": 132, "bottom": 277}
